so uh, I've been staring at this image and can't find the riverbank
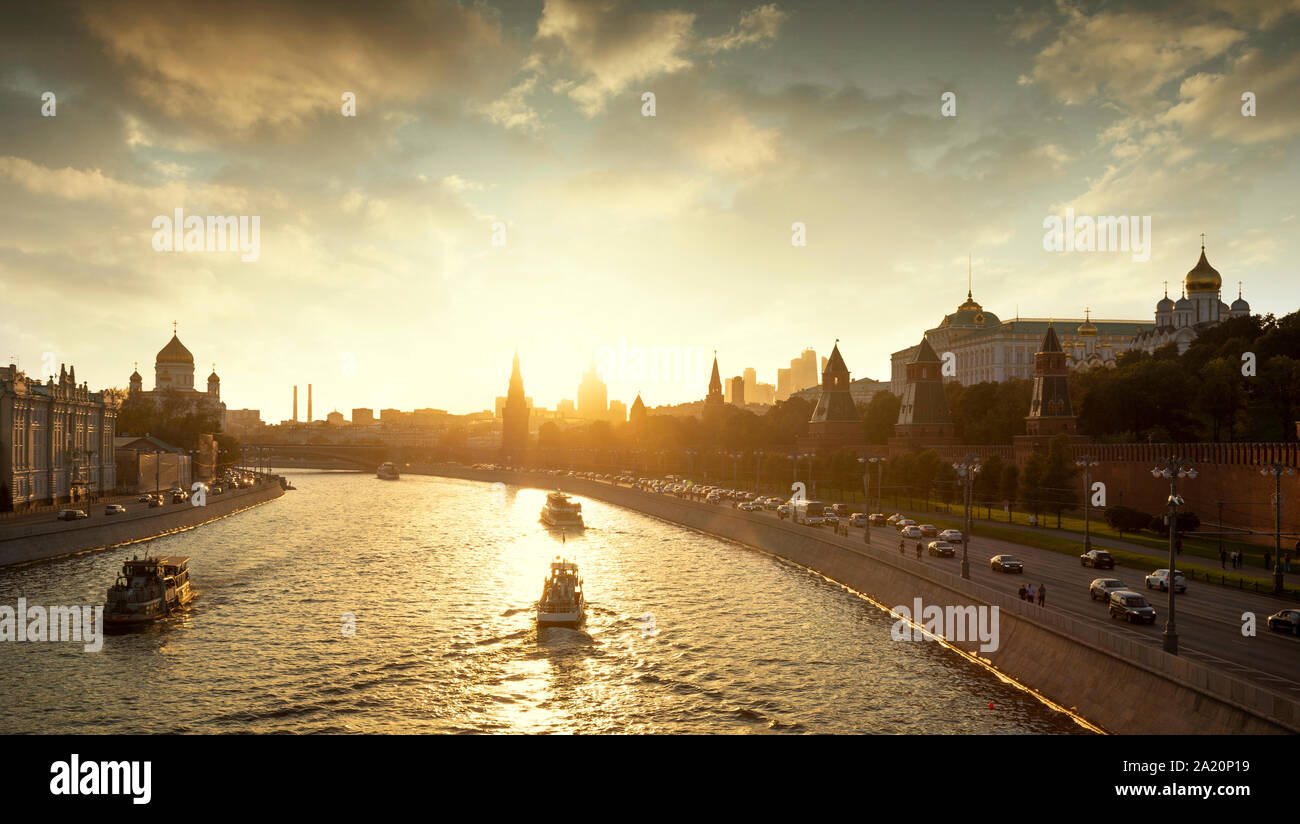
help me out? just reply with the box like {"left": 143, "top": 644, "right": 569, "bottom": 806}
{"left": 0, "top": 478, "right": 286, "bottom": 567}
{"left": 417, "top": 464, "right": 1299, "bottom": 735}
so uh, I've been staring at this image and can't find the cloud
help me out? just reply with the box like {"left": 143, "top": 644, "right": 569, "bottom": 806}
{"left": 80, "top": 0, "right": 513, "bottom": 134}
{"left": 701, "top": 4, "right": 788, "bottom": 52}
{"left": 1019, "top": 3, "right": 1245, "bottom": 107}
{"left": 1159, "top": 50, "right": 1300, "bottom": 144}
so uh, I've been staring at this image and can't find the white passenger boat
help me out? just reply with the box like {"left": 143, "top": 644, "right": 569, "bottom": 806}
{"left": 540, "top": 491, "right": 584, "bottom": 528}
{"left": 537, "top": 558, "right": 585, "bottom": 629}
{"left": 104, "top": 554, "right": 195, "bottom": 626}
{"left": 377, "top": 461, "right": 400, "bottom": 480}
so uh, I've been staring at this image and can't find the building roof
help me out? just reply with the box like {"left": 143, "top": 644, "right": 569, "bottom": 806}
{"left": 114, "top": 435, "right": 184, "bottom": 453}
{"left": 1186, "top": 247, "right": 1222, "bottom": 292}
{"left": 156, "top": 334, "right": 194, "bottom": 365}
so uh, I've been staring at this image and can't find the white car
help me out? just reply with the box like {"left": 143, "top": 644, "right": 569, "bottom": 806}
{"left": 849, "top": 513, "right": 868, "bottom": 526}
{"left": 897, "top": 519, "right": 918, "bottom": 531}
{"left": 1145, "top": 569, "right": 1187, "bottom": 593}
{"left": 939, "top": 529, "right": 963, "bottom": 542}
{"left": 103, "top": 504, "right": 126, "bottom": 515}
{"left": 900, "top": 525, "right": 923, "bottom": 539}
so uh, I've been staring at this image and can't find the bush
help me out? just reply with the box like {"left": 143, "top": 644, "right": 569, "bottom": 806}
{"left": 1104, "top": 505, "right": 1151, "bottom": 536}
{"left": 1148, "top": 511, "right": 1201, "bottom": 536}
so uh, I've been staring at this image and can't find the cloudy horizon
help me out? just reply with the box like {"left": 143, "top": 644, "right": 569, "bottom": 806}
{"left": 2, "top": 0, "right": 1297, "bottom": 420}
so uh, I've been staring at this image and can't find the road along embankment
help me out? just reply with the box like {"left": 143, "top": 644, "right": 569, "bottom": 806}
{"left": 425, "top": 465, "right": 1299, "bottom": 735}
{"left": 0, "top": 480, "right": 285, "bottom": 567}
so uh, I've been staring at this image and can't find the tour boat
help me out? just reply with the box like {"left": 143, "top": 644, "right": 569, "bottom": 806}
{"left": 377, "top": 461, "right": 400, "bottom": 480}
{"left": 540, "top": 491, "right": 584, "bottom": 528}
{"left": 104, "top": 554, "right": 195, "bottom": 626}
{"left": 537, "top": 558, "right": 585, "bottom": 629}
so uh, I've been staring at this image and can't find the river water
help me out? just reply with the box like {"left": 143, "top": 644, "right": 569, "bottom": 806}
{"left": 0, "top": 471, "right": 1089, "bottom": 734}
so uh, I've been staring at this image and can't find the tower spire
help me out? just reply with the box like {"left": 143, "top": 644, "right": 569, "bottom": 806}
{"left": 967, "top": 253, "right": 972, "bottom": 300}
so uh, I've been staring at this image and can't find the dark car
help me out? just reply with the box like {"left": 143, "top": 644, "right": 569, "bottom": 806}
{"left": 148, "top": 496, "right": 164, "bottom": 508}
{"left": 1081, "top": 549, "right": 1115, "bottom": 569}
{"left": 1267, "top": 609, "right": 1300, "bottom": 636}
{"left": 927, "top": 541, "right": 955, "bottom": 558}
{"left": 57, "top": 509, "right": 89, "bottom": 521}
{"left": 1109, "top": 590, "right": 1157, "bottom": 624}
{"left": 869, "top": 514, "right": 888, "bottom": 526}
{"left": 991, "top": 554, "right": 1024, "bottom": 573}
{"left": 919, "top": 524, "right": 938, "bottom": 538}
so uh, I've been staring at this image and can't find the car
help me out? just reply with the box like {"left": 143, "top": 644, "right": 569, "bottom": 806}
{"left": 103, "top": 504, "right": 126, "bottom": 515}
{"left": 938, "top": 529, "right": 963, "bottom": 542}
{"left": 776, "top": 504, "right": 792, "bottom": 520}
{"left": 919, "top": 524, "right": 938, "bottom": 538}
{"left": 823, "top": 513, "right": 840, "bottom": 525}
{"left": 138, "top": 494, "right": 154, "bottom": 503}
{"left": 991, "top": 554, "right": 1024, "bottom": 573}
{"left": 148, "top": 496, "right": 165, "bottom": 508}
{"left": 1109, "top": 590, "right": 1157, "bottom": 624}
{"left": 897, "top": 519, "right": 918, "bottom": 531}
{"left": 927, "top": 541, "right": 955, "bottom": 558}
{"left": 57, "top": 509, "right": 88, "bottom": 521}
{"left": 849, "top": 513, "right": 869, "bottom": 527}
{"left": 1267, "top": 610, "right": 1300, "bottom": 635}
{"left": 1145, "top": 569, "right": 1186, "bottom": 593}
{"left": 887, "top": 514, "right": 903, "bottom": 526}
{"left": 869, "top": 514, "right": 888, "bottom": 526}
{"left": 1081, "top": 549, "right": 1115, "bottom": 569}
{"left": 1089, "top": 578, "right": 1128, "bottom": 601}
{"left": 900, "top": 525, "right": 923, "bottom": 539}
{"left": 171, "top": 491, "right": 188, "bottom": 504}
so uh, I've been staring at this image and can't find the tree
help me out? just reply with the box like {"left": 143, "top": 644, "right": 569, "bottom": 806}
{"left": 861, "top": 392, "right": 901, "bottom": 444}
{"left": 1020, "top": 453, "right": 1048, "bottom": 523}
{"left": 1104, "top": 505, "right": 1150, "bottom": 537}
{"left": 1042, "top": 435, "right": 1079, "bottom": 527}
{"left": 976, "top": 454, "right": 1004, "bottom": 518}
{"left": 1198, "top": 357, "right": 1245, "bottom": 441}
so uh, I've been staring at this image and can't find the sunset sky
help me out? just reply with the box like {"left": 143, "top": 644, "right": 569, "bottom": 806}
{"left": 1, "top": 0, "right": 1297, "bottom": 419}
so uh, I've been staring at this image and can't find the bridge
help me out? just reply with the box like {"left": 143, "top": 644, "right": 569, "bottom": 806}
{"left": 240, "top": 443, "right": 390, "bottom": 471}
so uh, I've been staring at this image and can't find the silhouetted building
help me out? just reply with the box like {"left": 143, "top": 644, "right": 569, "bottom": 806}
{"left": 502, "top": 350, "right": 529, "bottom": 458}
{"left": 705, "top": 353, "right": 723, "bottom": 406}
{"left": 730, "top": 376, "right": 745, "bottom": 406}
{"left": 800, "top": 342, "right": 864, "bottom": 452}
{"left": 629, "top": 393, "right": 647, "bottom": 428}
{"left": 890, "top": 335, "right": 958, "bottom": 454}
{"left": 352, "top": 408, "right": 374, "bottom": 425}
{"left": 1015, "top": 323, "right": 1088, "bottom": 461}
{"left": 128, "top": 327, "right": 226, "bottom": 424}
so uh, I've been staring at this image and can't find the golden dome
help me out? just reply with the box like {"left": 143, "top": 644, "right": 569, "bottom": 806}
{"left": 1077, "top": 308, "right": 1098, "bottom": 337}
{"left": 1185, "top": 247, "right": 1221, "bottom": 293}
{"left": 156, "top": 334, "right": 194, "bottom": 365}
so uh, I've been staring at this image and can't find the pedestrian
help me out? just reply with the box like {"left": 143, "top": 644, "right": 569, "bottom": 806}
{"left": 1264, "top": 551, "right": 1271, "bottom": 570}
{"left": 1018, "top": 584, "right": 1027, "bottom": 601}
{"left": 899, "top": 538, "right": 905, "bottom": 555}
{"left": 1037, "top": 584, "right": 1046, "bottom": 607}
{"left": 916, "top": 542, "right": 923, "bottom": 559}
{"left": 1219, "top": 549, "right": 1226, "bottom": 569}
{"left": 1026, "top": 583, "right": 1036, "bottom": 603}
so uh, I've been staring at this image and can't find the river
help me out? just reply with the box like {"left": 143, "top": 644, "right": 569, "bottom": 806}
{"left": 0, "top": 470, "right": 1089, "bottom": 733}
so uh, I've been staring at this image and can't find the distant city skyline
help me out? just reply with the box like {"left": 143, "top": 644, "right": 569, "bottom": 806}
{"left": 2, "top": 0, "right": 1297, "bottom": 418}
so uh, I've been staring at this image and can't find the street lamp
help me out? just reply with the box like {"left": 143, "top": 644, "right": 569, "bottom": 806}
{"left": 1259, "top": 462, "right": 1296, "bottom": 596}
{"left": 857, "top": 456, "right": 876, "bottom": 546}
{"left": 1075, "top": 456, "right": 1100, "bottom": 552}
{"left": 867, "top": 457, "right": 887, "bottom": 515}
{"left": 1151, "top": 457, "right": 1196, "bottom": 655}
{"left": 953, "top": 455, "right": 981, "bottom": 580}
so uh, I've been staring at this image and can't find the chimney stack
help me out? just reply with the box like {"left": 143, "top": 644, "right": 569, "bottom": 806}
{"left": 308, "top": 383, "right": 313, "bottom": 423}
{"left": 293, "top": 385, "right": 298, "bottom": 422}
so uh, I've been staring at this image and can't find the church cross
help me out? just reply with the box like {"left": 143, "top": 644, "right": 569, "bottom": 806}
{"left": 1200, "top": 232, "right": 1206, "bottom": 250}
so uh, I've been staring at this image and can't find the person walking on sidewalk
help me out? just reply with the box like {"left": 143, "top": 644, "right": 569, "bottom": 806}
{"left": 1026, "top": 583, "right": 1036, "bottom": 604}
{"left": 1037, "top": 584, "right": 1046, "bottom": 607}
{"left": 916, "top": 542, "right": 923, "bottom": 559}
{"left": 899, "top": 538, "right": 905, "bottom": 556}
{"left": 1018, "top": 584, "right": 1027, "bottom": 601}
{"left": 1219, "top": 549, "right": 1226, "bottom": 569}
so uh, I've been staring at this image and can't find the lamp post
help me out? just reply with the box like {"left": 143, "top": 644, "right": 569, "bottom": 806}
{"left": 1152, "top": 456, "right": 1196, "bottom": 655}
{"left": 953, "top": 455, "right": 981, "bottom": 580}
{"left": 1259, "top": 462, "right": 1296, "bottom": 595}
{"left": 857, "top": 457, "right": 874, "bottom": 546}
{"left": 1075, "top": 456, "right": 1099, "bottom": 552}
{"left": 868, "top": 457, "right": 886, "bottom": 514}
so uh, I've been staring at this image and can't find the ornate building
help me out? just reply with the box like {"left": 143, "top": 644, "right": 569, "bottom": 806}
{"left": 501, "top": 350, "right": 529, "bottom": 458}
{"left": 1, "top": 362, "right": 118, "bottom": 510}
{"left": 128, "top": 327, "right": 226, "bottom": 424}
{"left": 1132, "top": 243, "right": 1249, "bottom": 355}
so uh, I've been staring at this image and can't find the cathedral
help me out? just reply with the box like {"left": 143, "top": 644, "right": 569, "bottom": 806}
{"left": 1131, "top": 243, "right": 1249, "bottom": 355}
{"left": 128, "top": 327, "right": 226, "bottom": 422}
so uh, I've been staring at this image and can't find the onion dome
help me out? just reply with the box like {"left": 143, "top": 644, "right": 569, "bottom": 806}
{"left": 1077, "top": 309, "right": 1098, "bottom": 337}
{"left": 1231, "top": 283, "right": 1249, "bottom": 313}
{"left": 129, "top": 367, "right": 142, "bottom": 382}
{"left": 1174, "top": 289, "right": 1192, "bottom": 311}
{"left": 208, "top": 368, "right": 220, "bottom": 383}
{"left": 1156, "top": 283, "right": 1174, "bottom": 312}
{"left": 1185, "top": 246, "right": 1221, "bottom": 292}
{"left": 156, "top": 333, "right": 194, "bottom": 365}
